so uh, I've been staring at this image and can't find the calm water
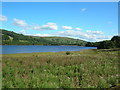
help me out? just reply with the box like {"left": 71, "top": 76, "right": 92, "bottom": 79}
{"left": 1, "top": 45, "right": 97, "bottom": 54}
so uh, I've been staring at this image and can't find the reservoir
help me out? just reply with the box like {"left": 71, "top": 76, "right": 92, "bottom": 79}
{"left": 1, "top": 45, "right": 97, "bottom": 54}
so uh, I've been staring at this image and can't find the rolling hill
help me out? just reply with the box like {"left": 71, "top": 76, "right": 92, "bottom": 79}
{"left": 1, "top": 29, "right": 87, "bottom": 45}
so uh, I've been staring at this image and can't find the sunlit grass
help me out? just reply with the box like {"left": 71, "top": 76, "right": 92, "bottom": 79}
{"left": 2, "top": 49, "right": 119, "bottom": 88}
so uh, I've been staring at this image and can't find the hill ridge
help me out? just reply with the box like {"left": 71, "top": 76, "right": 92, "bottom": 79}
{"left": 1, "top": 29, "right": 87, "bottom": 45}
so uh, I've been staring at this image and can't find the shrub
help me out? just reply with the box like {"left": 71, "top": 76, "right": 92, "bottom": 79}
{"left": 66, "top": 51, "right": 71, "bottom": 55}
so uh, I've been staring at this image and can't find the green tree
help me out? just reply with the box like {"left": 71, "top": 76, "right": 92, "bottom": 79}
{"left": 111, "top": 36, "right": 120, "bottom": 48}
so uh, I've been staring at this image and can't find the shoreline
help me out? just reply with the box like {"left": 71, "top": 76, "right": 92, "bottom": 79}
{"left": 1, "top": 44, "right": 84, "bottom": 46}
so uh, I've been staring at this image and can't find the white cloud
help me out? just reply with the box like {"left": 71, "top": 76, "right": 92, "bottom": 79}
{"left": 54, "top": 30, "right": 111, "bottom": 42}
{"left": 86, "top": 30, "right": 104, "bottom": 34}
{"left": 31, "top": 23, "right": 58, "bottom": 30}
{"left": 19, "top": 30, "right": 32, "bottom": 36}
{"left": 13, "top": 18, "right": 28, "bottom": 27}
{"left": 19, "top": 30, "right": 53, "bottom": 37}
{"left": 56, "top": 30, "right": 90, "bottom": 39}
{"left": 55, "top": 30, "right": 88, "bottom": 38}
{"left": 11, "top": 19, "right": 112, "bottom": 42}
{"left": 13, "top": 18, "right": 58, "bottom": 30}
{"left": 34, "top": 33, "right": 51, "bottom": 37}
{"left": 81, "top": 8, "right": 86, "bottom": 12}
{"left": 96, "top": 35, "right": 112, "bottom": 40}
{"left": 19, "top": 29, "right": 26, "bottom": 34}
{"left": 75, "top": 27, "right": 82, "bottom": 30}
{"left": 18, "top": 28, "right": 111, "bottom": 42}
{"left": 32, "top": 26, "right": 41, "bottom": 30}
{"left": 40, "top": 23, "right": 58, "bottom": 30}
{"left": 62, "top": 26, "right": 72, "bottom": 30}
{"left": 0, "top": 15, "right": 7, "bottom": 21}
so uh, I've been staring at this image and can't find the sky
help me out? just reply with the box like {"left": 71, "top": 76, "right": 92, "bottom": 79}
{"left": 1, "top": 2, "right": 118, "bottom": 42}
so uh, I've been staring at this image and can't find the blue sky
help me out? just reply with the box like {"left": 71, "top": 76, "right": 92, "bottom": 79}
{"left": 1, "top": 2, "right": 118, "bottom": 42}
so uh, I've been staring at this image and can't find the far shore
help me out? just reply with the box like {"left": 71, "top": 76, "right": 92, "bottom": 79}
{"left": 1, "top": 44, "right": 85, "bottom": 46}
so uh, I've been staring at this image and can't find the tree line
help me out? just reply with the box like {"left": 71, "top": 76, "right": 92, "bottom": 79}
{"left": 85, "top": 36, "right": 120, "bottom": 49}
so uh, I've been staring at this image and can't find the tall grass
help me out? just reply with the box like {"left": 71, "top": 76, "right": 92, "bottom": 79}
{"left": 2, "top": 49, "right": 119, "bottom": 88}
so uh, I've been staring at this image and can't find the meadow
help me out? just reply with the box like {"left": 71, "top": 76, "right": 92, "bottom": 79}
{"left": 2, "top": 49, "right": 119, "bottom": 88}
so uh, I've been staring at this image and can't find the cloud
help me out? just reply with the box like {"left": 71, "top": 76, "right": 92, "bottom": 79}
{"left": 31, "top": 23, "right": 58, "bottom": 30}
{"left": 12, "top": 19, "right": 111, "bottom": 42}
{"left": 81, "top": 8, "right": 86, "bottom": 12}
{"left": 13, "top": 18, "right": 58, "bottom": 30}
{"left": 0, "top": 15, "right": 7, "bottom": 21}
{"left": 62, "top": 26, "right": 72, "bottom": 30}
{"left": 19, "top": 29, "right": 52, "bottom": 37}
{"left": 96, "top": 35, "right": 112, "bottom": 40}
{"left": 18, "top": 29, "right": 111, "bottom": 42}
{"left": 40, "top": 23, "right": 58, "bottom": 30}
{"left": 55, "top": 30, "right": 90, "bottom": 39}
{"left": 32, "top": 30, "right": 111, "bottom": 42}
{"left": 86, "top": 30, "right": 104, "bottom": 34}
{"left": 34, "top": 33, "right": 51, "bottom": 37}
{"left": 31, "top": 26, "right": 41, "bottom": 30}
{"left": 75, "top": 27, "right": 82, "bottom": 30}
{"left": 19, "top": 30, "right": 32, "bottom": 36}
{"left": 54, "top": 30, "right": 111, "bottom": 42}
{"left": 13, "top": 18, "right": 28, "bottom": 27}
{"left": 19, "top": 29, "right": 26, "bottom": 34}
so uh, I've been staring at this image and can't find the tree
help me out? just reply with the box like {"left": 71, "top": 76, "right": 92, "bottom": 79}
{"left": 97, "top": 41, "right": 115, "bottom": 49}
{"left": 111, "top": 36, "right": 120, "bottom": 48}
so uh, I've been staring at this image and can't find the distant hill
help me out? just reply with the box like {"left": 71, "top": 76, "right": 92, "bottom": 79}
{"left": 1, "top": 29, "right": 87, "bottom": 45}
{"left": 85, "top": 36, "right": 120, "bottom": 49}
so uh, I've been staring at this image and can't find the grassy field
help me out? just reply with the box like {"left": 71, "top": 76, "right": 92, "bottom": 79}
{"left": 2, "top": 49, "right": 120, "bottom": 88}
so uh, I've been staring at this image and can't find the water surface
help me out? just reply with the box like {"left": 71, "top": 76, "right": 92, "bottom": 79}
{"left": 1, "top": 45, "right": 97, "bottom": 54}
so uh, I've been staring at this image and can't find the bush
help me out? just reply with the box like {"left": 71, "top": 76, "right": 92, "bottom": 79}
{"left": 66, "top": 51, "right": 71, "bottom": 55}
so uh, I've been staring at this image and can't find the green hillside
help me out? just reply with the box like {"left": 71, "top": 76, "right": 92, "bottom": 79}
{"left": 1, "top": 29, "right": 87, "bottom": 45}
{"left": 85, "top": 36, "right": 120, "bottom": 49}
